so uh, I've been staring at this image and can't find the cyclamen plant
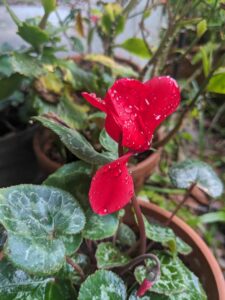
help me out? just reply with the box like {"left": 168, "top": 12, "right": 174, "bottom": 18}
{"left": 0, "top": 77, "right": 207, "bottom": 299}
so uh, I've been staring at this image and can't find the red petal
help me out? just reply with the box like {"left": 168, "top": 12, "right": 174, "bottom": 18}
{"left": 89, "top": 153, "right": 134, "bottom": 215}
{"left": 136, "top": 279, "right": 153, "bottom": 297}
{"left": 144, "top": 76, "right": 180, "bottom": 130}
{"left": 105, "top": 78, "right": 153, "bottom": 151}
{"left": 82, "top": 92, "right": 106, "bottom": 112}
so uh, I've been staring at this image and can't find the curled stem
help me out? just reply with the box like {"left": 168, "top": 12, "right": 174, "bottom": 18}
{"left": 120, "top": 253, "right": 160, "bottom": 281}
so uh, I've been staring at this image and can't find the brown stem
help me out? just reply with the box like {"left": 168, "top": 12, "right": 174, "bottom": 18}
{"left": 66, "top": 257, "right": 85, "bottom": 280}
{"left": 118, "top": 134, "right": 124, "bottom": 157}
{"left": 165, "top": 183, "right": 197, "bottom": 226}
{"left": 132, "top": 195, "right": 146, "bottom": 255}
{"left": 119, "top": 253, "right": 160, "bottom": 280}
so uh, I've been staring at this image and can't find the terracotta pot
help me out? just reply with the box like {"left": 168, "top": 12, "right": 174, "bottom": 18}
{"left": 130, "top": 150, "right": 162, "bottom": 192}
{"left": 33, "top": 127, "right": 64, "bottom": 175}
{"left": 138, "top": 200, "right": 225, "bottom": 300}
{"left": 0, "top": 125, "right": 39, "bottom": 187}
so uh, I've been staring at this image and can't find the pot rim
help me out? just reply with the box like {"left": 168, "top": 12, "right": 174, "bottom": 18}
{"left": 138, "top": 199, "right": 225, "bottom": 299}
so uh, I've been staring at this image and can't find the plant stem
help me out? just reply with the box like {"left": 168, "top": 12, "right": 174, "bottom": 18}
{"left": 165, "top": 183, "right": 196, "bottom": 226}
{"left": 66, "top": 257, "right": 85, "bottom": 279}
{"left": 132, "top": 195, "right": 146, "bottom": 255}
{"left": 119, "top": 253, "right": 160, "bottom": 280}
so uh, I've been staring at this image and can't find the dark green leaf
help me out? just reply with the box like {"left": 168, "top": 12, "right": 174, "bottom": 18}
{"left": 96, "top": 242, "right": 130, "bottom": 269}
{"left": 0, "top": 258, "right": 54, "bottom": 300}
{"left": 0, "top": 185, "right": 85, "bottom": 275}
{"left": 11, "top": 52, "right": 44, "bottom": 77}
{"left": 35, "top": 116, "right": 112, "bottom": 165}
{"left": 83, "top": 210, "right": 119, "bottom": 240}
{"left": 78, "top": 270, "right": 127, "bottom": 300}
{"left": 120, "top": 38, "right": 151, "bottom": 58}
{"left": 117, "top": 223, "right": 136, "bottom": 247}
{"left": 169, "top": 159, "right": 223, "bottom": 197}
{"left": 0, "top": 74, "right": 23, "bottom": 100}
{"left": 59, "top": 233, "right": 82, "bottom": 256}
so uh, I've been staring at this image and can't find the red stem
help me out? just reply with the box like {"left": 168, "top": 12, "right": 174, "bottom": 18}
{"left": 66, "top": 257, "right": 85, "bottom": 280}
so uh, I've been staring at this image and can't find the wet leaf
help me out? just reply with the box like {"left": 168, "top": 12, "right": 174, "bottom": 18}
{"left": 96, "top": 242, "right": 130, "bottom": 269}
{"left": 34, "top": 116, "right": 112, "bottom": 165}
{"left": 169, "top": 159, "right": 223, "bottom": 198}
{"left": 0, "top": 185, "right": 85, "bottom": 275}
{"left": 78, "top": 270, "right": 127, "bottom": 300}
{"left": 83, "top": 210, "right": 119, "bottom": 240}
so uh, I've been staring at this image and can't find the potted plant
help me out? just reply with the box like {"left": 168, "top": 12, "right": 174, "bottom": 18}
{"left": 0, "top": 75, "right": 224, "bottom": 299}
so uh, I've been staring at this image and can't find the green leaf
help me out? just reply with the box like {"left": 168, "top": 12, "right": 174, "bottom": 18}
{"left": 0, "top": 185, "right": 85, "bottom": 275}
{"left": 83, "top": 210, "right": 119, "bottom": 240}
{"left": 199, "top": 211, "right": 225, "bottom": 223}
{"left": 144, "top": 217, "right": 192, "bottom": 255}
{"left": 84, "top": 54, "right": 138, "bottom": 77}
{"left": 59, "top": 233, "right": 82, "bottom": 256}
{"left": 41, "top": 0, "right": 56, "bottom": 14}
{"left": 0, "top": 74, "right": 23, "bottom": 100}
{"left": 18, "top": 23, "right": 49, "bottom": 48}
{"left": 134, "top": 252, "right": 183, "bottom": 295}
{"left": 197, "top": 19, "right": 207, "bottom": 38}
{"left": 129, "top": 290, "right": 165, "bottom": 300}
{"left": 117, "top": 223, "right": 136, "bottom": 247}
{"left": 207, "top": 72, "right": 225, "bottom": 94}
{"left": 200, "top": 47, "right": 210, "bottom": 77}
{"left": 99, "top": 128, "right": 118, "bottom": 154}
{"left": 0, "top": 258, "right": 55, "bottom": 300}
{"left": 169, "top": 159, "right": 223, "bottom": 198}
{"left": 44, "top": 161, "right": 92, "bottom": 209}
{"left": 120, "top": 38, "right": 151, "bottom": 58}
{"left": 11, "top": 52, "right": 44, "bottom": 77}
{"left": 96, "top": 242, "right": 130, "bottom": 269}
{"left": 78, "top": 270, "right": 127, "bottom": 300}
{"left": 34, "top": 116, "right": 112, "bottom": 165}
{"left": 59, "top": 253, "right": 90, "bottom": 284}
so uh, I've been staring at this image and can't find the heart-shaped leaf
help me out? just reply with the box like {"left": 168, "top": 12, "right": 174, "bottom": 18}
{"left": 0, "top": 258, "right": 54, "bottom": 300}
{"left": 117, "top": 223, "right": 136, "bottom": 247}
{"left": 144, "top": 217, "right": 192, "bottom": 255}
{"left": 96, "top": 242, "right": 130, "bottom": 269}
{"left": 120, "top": 38, "right": 151, "bottom": 58}
{"left": 35, "top": 116, "right": 112, "bottom": 165}
{"left": 78, "top": 270, "right": 127, "bottom": 300}
{"left": 169, "top": 159, "right": 223, "bottom": 198}
{"left": 44, "top": 161, "right": 92, "bottom": 209}
{"left": 83, "top": 210, "right": 119, "bottom": 240}
{"left": 59, "top": 233, "right": 82, "bottom": 256}
{"left": 134, "top": 251, "right": 206, "bottom": 299}
{"left": 0, "top": 185, "right": 85, "bottom": 275}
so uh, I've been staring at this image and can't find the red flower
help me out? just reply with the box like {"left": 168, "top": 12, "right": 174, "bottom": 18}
{"left": 82, "top": 76, "right": 180, "bottom": 152}
{"left": 89, "top": 153, "right": 134, "bottom": 215}
{"left": 136, "top": 279, "right": 154, "bottom": 297}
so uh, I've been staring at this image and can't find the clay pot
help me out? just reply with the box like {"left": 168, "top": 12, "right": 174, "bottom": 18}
{"left": 33, "top": 127, "right": 64, "bottom": 175}
{"left": 138, "top": 200, "right": 225, "bottom": 300}
{"left": 130, "top": 150, "right": 162, "bottom": 192}
{"left": 0, "top": 125, "right": 39, "bottom": 187}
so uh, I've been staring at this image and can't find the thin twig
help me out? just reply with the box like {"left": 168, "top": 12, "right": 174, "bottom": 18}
{"left": 66, "top": 257, "right": 85, "bottom": 279}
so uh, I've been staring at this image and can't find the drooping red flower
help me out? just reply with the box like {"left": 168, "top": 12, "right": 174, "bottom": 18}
{"left": 89, "top": 153, "right": 134, "bottom": 215}
{"left": 82, "top": 76, "right": 180, "bottom": 152}
{"left": 136, "top": 279, "right": 154, "bottom": 297}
